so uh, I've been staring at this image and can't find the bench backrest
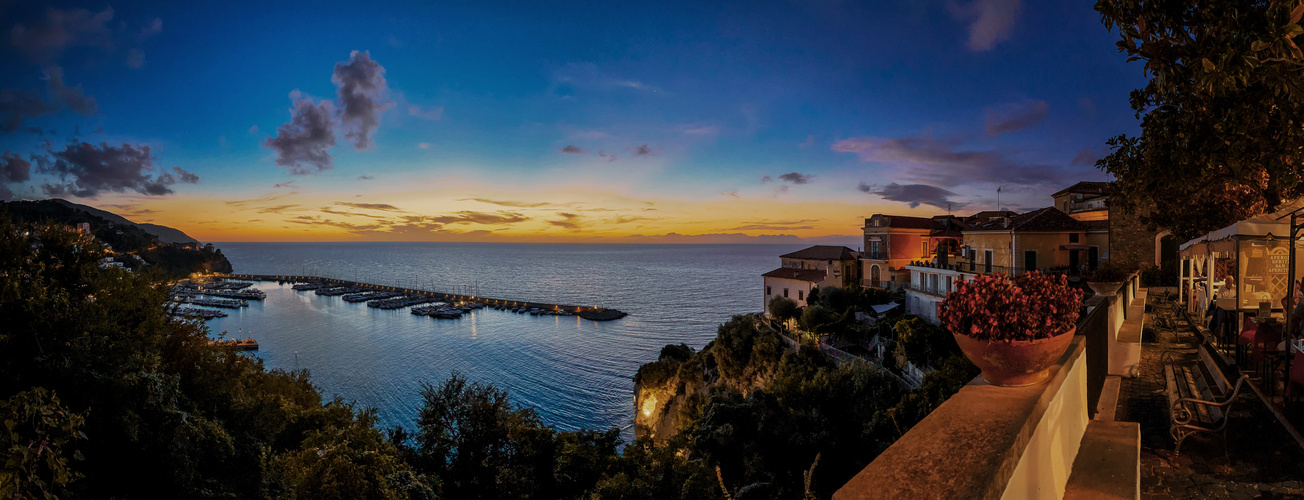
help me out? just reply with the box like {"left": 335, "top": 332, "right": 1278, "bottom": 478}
{"left": 1198, "top": 343, "right": 1237, "bottom": 394}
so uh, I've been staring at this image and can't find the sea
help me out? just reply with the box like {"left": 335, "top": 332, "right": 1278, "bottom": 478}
{"left": 204, "top": 242, "right": 810, "bottom": 438}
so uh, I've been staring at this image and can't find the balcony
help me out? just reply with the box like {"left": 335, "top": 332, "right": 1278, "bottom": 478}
{"left": 863, "top": 252, "right": 889, "bottom": 260}
{"left": 905, "top": 282, "right": 947, "bottom": 297}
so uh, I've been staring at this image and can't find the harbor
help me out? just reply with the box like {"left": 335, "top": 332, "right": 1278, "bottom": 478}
{"left": 212, "top": 273, "right": 628, "bottom": 321}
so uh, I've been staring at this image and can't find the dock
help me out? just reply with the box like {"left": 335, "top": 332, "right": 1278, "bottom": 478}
{"left": 211, "top": 273, "right": 628, "bottom": 321}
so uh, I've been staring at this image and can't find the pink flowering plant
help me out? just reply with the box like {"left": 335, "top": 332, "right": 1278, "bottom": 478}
{"left": 940, "top": 271, "right": 1084, "bottom": 341}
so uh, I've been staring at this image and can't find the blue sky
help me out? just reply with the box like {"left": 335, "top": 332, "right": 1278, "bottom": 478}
{"left": 0, "top": 0, "right": 1144, "bottom": 242}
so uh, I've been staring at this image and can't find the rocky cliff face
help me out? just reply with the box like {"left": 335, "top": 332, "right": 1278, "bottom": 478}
{"left": 632, "top": 315, "right": 787, "bottom": 442}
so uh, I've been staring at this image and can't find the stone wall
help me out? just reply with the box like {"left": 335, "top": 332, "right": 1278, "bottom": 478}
{"left": 1109, "top": 202, "right": 1162, "bottom": 268}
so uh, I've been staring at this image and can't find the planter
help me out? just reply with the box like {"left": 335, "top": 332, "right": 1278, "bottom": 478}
{"left": 952, "top": 327, "right": 1076, "bottom": 387}
{"left": 1087, "top": 281, "right": 1124, "bottom": 296}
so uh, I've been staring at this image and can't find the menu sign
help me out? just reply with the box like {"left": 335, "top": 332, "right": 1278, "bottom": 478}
{"left": 1240, "top": 240, "right": 1291, "bottom": 310}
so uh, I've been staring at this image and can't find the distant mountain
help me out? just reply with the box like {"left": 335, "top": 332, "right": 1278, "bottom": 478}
{"left": 50, "top": 199, "right": 198, "bottom": 244}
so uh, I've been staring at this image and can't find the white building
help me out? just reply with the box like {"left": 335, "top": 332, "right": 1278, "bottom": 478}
{"left": 903, "top": 262, "right": 978, "bottom": 324}
{"left": 762, "top": 268, "right": 826, "bottom": 314}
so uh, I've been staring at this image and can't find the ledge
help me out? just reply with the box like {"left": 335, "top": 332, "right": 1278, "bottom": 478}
{"left": 835, "top": 336, "right": 1087, "bottom": 500}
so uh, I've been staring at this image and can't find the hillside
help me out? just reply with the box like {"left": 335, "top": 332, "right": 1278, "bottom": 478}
{"left": 0, "top": 199, "right": 230, "bottom": 277}
{"left": 50, "top": 198, "right": 198, "bottom": 244}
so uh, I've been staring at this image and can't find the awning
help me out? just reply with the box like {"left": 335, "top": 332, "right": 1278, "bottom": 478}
{"left": 871, "top": 302, "right": 899, "bottom": 314}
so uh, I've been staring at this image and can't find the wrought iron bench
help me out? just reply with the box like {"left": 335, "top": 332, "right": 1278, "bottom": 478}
{"left": 1162, "top": 343, "right": 1249, "bottom": 454}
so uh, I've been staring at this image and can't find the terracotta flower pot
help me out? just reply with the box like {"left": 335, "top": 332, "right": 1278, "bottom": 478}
{"left": 1087, "top": 281, "right": 1123, "bottom": 296}
{"left": 951, "top": 327, "right": 1076, "bottom": 387}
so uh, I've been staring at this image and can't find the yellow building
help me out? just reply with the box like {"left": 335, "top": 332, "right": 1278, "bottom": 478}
{"left": 959, "top": 207, "right": 1103, "bottom": 275}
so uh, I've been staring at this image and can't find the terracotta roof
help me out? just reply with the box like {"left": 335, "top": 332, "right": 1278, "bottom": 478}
{"left": 868, "top": 215, "right": 938, "bottom": 230}
{"left": 968, "top": 207, "right": 1088, "bottom": 232}
{"left": 930, "top": 215, "right": 970, "bottom": 236}
{"left": 780, "top": 245, "right": 860, "bottom": 261}
{"left": 762, "top": 267, "right": 827, "bottom": 282}
{"left": 1082, "top": 220, "right": 1110, "bottom": 231}
{"left": 966, "top": 210, "right": 1017, "bottom": 222}
{"left": 1052, "top": 181, "right": 1112, "bottom": 198}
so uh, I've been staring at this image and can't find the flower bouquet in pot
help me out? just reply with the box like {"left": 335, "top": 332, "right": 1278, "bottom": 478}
{"left": 939, "top": 271, "right": 1084, "bottom": 386}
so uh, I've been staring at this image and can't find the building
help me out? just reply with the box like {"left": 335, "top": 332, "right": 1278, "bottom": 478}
{"left": 1051, "top": 181, "right": 1111, "bottom": 222}
{"left": 762, "top": 245, "right": 860, "bottom": 314}
{"left": 860, "top": 215, "right": 965, "bottom": 289}
{"left": 903, "top": 262, "right": 978, "bottom": 324}
{"left": 958, "top": 207, "right": 1103, "bottom": 275}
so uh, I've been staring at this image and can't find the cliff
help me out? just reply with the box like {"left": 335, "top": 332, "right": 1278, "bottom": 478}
{"left": 633, "top": 314, "right": 787, "bottom": 442}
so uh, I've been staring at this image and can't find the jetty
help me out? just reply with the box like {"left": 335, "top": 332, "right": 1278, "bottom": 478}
{"left": 215, "top": 273, "right": 628, "bottom": 321}
{"left": 209, "top": 337, "right": 259, "bottom": 350}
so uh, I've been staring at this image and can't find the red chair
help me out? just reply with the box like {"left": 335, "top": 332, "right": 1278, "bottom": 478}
{"left": 1237, "top": 316, "right": 1260, "bottom": 364}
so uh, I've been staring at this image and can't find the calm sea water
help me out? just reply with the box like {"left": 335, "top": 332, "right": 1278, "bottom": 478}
{"left": 204, "top": 243, "right": 807, "bottom": 437}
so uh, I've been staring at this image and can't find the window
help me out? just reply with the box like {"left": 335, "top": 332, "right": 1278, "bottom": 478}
{"left": 766, "top": 286, "right": 772, "bottom": 295}
{"left": 922, "top": 241, "right": 929, "bottom": 257}
{"left": 798, "top": 290, "right": 804, "bottom": 301}
{"left": 930, "top": 274, "right": 938, "bottom": 293}
{"left": 783, "top": 288, "right": 789, "bottom": 298}
{"left": 1069, "top": 233, "right": 1080, "bottom": 243}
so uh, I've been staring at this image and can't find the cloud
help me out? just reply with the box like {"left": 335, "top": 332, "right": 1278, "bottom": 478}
{"left": 949, "top": 0, "right": 1022, "bottom": 51}
{"left": 0, "top": 66, "right": 98, "bottom": 132}
{"left": 248, "top": 125, "right": 259, "bottom": 134}
{"left": 777, "top": 172, "right": 813, "bottom": 184}
{"left": 265, "top": 91, "right": 337, "bottom": 174}
{"left": 424, "top": 211, "right": 528, "bottom": 225}
{"left": 550, "top": 212, "right": 582, "bottom": 229}
{"left": 612, "top": 215, "right": 660, "bottom": 224}
{"left": 0, "top": 152, "right": 33, "bottom": 201}
{"left": 336, "top": 202, "right": 403, "bottom": 211}
{"left": 984, "top": 99, "right": 1048, "bottom": 136}
{"left": 320, "top": 207, "right": 388, "bottom": 219}
{"left": 225, "top": 194, "right": 290, "bottom": 208}
{"left": 800, "top": 135, "right": 815, "bottom": 149}
{"left": 684, "top": 126, "right": 719, "bottom": 135}
{"left": 9, "top": 7, "right": 161, "bottom": 67}
{"left": 730, "top": 219, "right": 819, "bottom": 231}
{"left": 832, "top": 133, "right": 1061, "bottom": 187}
{"left": 407, "top": 105, "right": 443, "bottom": 121}
{"left": 551, "top": 63, "right": 661, "bottom": 95}
{"left": 333, "top": 51, "right": 392, "bottom": 151}
{"left": 598, "top": 150, "right": 617, "bottom": 162}
{"left": 273, "top": 181, "right": 295, "bottom": 188}
{"left": 560, "top": 145, "right": 585, "bottom": 154}
{"left": 357, "top": 175, "right": 374, "bottom": 180}
{"left": 458, "top": 198, "right": 552, "bottom": 208}
{"left": 256, "top": 204, "right": 302, "bottom": 214}
{"left": 633, "top": 144, "right": 653, "bottom": 156}
{"left": 417, "top": 142, "right": 432, "bottom": 149}
{"left": 859, "top": 182, "right": 966, "bottom": 210}
{"left": 1071, "top": 148, "right": 1098, "bottom": 167}
{"left": 35, "top": 142, "right": 194, "bottom": 198}
{"left": 760, "top": 175, "right": 773, "bottom": 183}
{"left": 720, "top": 190, "right": 740, "bottom": 198}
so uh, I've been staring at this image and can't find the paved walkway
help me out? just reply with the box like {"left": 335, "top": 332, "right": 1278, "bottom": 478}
{"left": 1116, "top": 288, "right": 1304, "bottom": 499}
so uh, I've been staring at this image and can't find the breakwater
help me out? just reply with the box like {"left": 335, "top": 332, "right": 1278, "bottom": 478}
{"left": 213, "top": 273, "right": 628, "bottom": 321}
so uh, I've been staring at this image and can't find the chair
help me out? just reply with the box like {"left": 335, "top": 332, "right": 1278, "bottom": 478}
{"left": 1236, "top": 316, "right": 1259, "bottom": 364}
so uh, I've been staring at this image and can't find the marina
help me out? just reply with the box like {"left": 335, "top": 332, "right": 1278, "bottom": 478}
{"left": 216, "top": 273, "right": 628, "bottom": 321}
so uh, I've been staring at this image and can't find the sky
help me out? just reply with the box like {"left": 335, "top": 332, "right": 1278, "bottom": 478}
{"left": 0, "top": 0, "right": 1144, "bottom": 243}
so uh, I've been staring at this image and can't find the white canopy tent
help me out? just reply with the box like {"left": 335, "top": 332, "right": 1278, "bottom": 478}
{"left": 1179, "top": 199, "right": 1304, "bottom": 315}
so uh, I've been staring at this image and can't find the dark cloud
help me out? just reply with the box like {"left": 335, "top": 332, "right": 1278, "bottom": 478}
{"left": 598, "top": 150, "right": 617, "bottom": 162}
{"left": 171, "top": 166, "right": 199, "bottom": 184}
{"left": 832, "top": 134, "right": 1062, "bottom": 187}
{"left": 35, "top": 142, "right": 193, "bottom": 198}
{"left": 1070, "top": 148, "right": 1098, "bottom": 167}
{"left": 357, "top": 175, "right": 374, "bottom": 180}
{"left": 336, "top": 202, "right": 403, "bottom": 211}
{"left": 0, "top": 152, "right": 33, "bottom": 201}
{"left": 948, "top": 0, "right": 1022, "bottom": 52}
{"left": 634, "top": 144, "right": 653, "bottom": 156}
{"left": 560, "top": 145, "right": 585, "bottom": 154}
{"left": 333, "top": 51, "right": 392, "bottom": 151}
{"left": 458, "top": 198, "right": 552, "bottom": 208}
{"left": 777, "top": 172, "right": 813, "bottom": 184}
{"left": 760, "top": 175, "right": 773, "bottom": 183}
{"left": 256, "top": 204, "right": 302, "bottom": 214}
{"left": 273, "top": 181, "right": 295, "bottom": 188}
{"left": 984, "top": 99, "right": 1048, "bottom": 136}
{"left": 0, "top": 67, "right": 98, "bottom": 132}
{"left": 612, "top": 215, "right": 660, "bottom": 224}
{"left": 225, "top": 194, "right": 291, "bottom": 208}
{"left": 320, "top": 207, "right": 388, "bottom": 219}
{"left": 265, "top": 91, "right": 336, "bottom": 174}
{"left": 859, "top": 182, "right": 966, "bottom": 210}
{"left": 9, "top": 7, "right": 161, "bottom": 67}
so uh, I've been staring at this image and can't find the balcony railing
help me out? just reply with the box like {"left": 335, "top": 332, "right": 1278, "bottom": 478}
{"left": 863, "top": 252, "right": 889, "bottom": 260}
{"left": 862, "top": 279, "right": 905, "bottom": 291}
{"left": 905, "top": 282, "right": 949, "bottom": 297}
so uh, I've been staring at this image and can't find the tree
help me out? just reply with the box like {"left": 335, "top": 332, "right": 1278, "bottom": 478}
{"left": 768, "top": 296, "right": 800, "bottom": 327}
{"left": 1095, "top": 0, "right": 1304, "bottom": 240}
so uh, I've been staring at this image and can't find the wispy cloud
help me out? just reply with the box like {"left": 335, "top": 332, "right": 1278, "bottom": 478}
{"left": 560, "top": 145, "right": 585, "bottom": 154}
{"left": 336, "top": 202, "right": 403, "bottom": 211}
{"left": 458, "top": 198, "right": 553, "bottom": 208}
{"left": 407, "top": 104, "right": 443, "bottom": 121}
{"left": 949, "top": 0, "right": 1022, "bottom": 51}
{"left": 633, "top": 144, "right": 654, "bottom": 156}
{"left": 1071, "top": 148, "right": 1098, "bottom": 167}
{"left": 985, "top": 99, "right": 1048, "bottom": 136}
{"left": 777, "top": 172, "right": 813, "bottom": 184}
{"left": 549, "top": 212, "right": 582, "bottom": 230}
{"left": 832, "top": 133, "right": 1062, "bottom": 187}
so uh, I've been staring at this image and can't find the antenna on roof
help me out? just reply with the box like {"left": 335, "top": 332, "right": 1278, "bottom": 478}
{"left": 947, "top": 202, "right": 952, "bottom": 216}
{"left": 996, "top": 186, "right": 1003, "bottom": 212}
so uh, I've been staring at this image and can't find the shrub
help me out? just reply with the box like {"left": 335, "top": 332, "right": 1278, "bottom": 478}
{"left": 939, "top": 271, "right": 1083, "bottom": 341}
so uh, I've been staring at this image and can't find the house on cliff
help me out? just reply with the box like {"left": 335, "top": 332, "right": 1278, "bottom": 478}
{"left": 762, "top": 245, "right": 860, "bottom": 314}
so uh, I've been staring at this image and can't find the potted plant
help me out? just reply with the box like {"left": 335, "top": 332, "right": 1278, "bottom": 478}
{"left": 1084, "top": 264, "right": 1130, "bottom": 296}
{"left": 940, "top": 271, "right": 1084, "bottom": 386}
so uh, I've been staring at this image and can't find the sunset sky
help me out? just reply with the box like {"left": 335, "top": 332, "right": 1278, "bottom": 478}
{"left": 0, "top": 0, "right": 1142, "bottom": 243}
